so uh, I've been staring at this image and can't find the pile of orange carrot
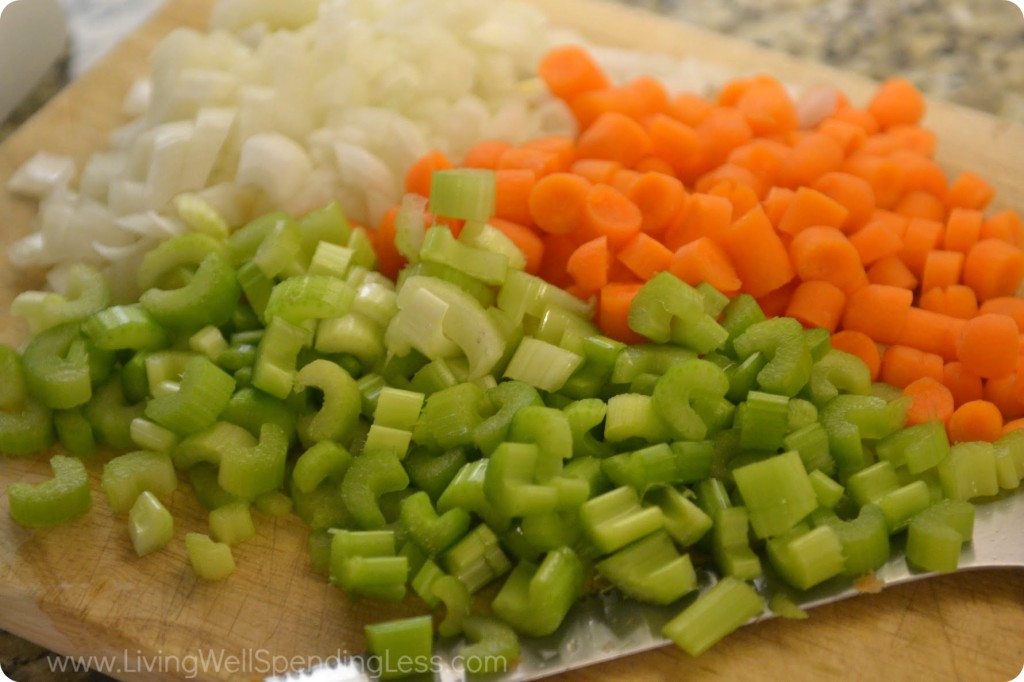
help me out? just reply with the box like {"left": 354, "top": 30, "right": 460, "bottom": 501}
{"left": 371, "top": 43, "right": 1024, "bottom": 443}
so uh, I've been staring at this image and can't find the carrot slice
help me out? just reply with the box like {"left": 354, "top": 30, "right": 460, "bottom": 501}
{"left": 880, "top": 344, "right": 944, "bottom": 388}
{"left": 841, "top": 284, "right": 913, "bottom": 344}
{"left": 582, "top": 183, "right": 643, "bottom": 249}
{"left": 947, "top": 400, "right": 1004, "bottom": 443}
{"left": 538, "top": 44, "right": 612, "bottom": 101}
{"left": 788, "top": 226, "right": 868, "bottom": 293}
{"left": 903, "top": 377, "right": 955, "bottom": 425}
{"left": 830, "top": 330, "right": 882, "bottom": 381}
{"left": 956, "top": 313, "right": 1020, "bottom": 379}
{"left": 963, "top": 238, "right": 1024, "bottom": 301}
{"left": 528, "top": 173, "right": 591, "bottom": 235}
{"left": 566, "top": 236, "right": 611, "bottom": 294}
{"left": 576, "top": 111, "right": 653, "bottom": 168}
{"left": 668, "top": 237, "right": 742, "bottom": 295}
{"left": 785, "top": 280, "right": 846, "bottom": 332}
{"left": 716, "top": 205, "right": 795, "bottom": 298}
{"left": 867, "top": 77, "right": 926, "bottom": 128}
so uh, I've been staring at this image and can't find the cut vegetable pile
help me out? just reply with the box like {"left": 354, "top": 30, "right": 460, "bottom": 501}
{"left": 4, "top": 0, "right": 1024, "bottom": 677}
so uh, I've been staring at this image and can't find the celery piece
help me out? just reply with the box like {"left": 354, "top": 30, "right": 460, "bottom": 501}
{"left": 84, "top": 378, "right": 144, "bottom": 451}
{"left": 251, "top": 316, "right": 313, "bottom": 400}
{"left": 720, "top": 294, "right": 766, "bottom": 356}
{"left": 604, "top": 393, "right": 672, "bottom": 443}
{"left": 725, "top": 351, "right": 767, "bottom": 404}
{"left": 330, "top": 529, "right": 408, "bottom": 601}
{"left": 372, "top": 387, "right": 424, "bottom": 430}
{"left": 263, "top": 275, "right": 355, "bottom": 326}
{"left": 83, "top": 304, "right": 168, "bottom": 352}
{"left": 172, "top": 421, "right": 256, "bottom": 470}
{"left": 236, "top": 261, "right": 273, "bottom": 321}
{"left": 669, "top": 312, "right": 729, "bottom": 355}
{"left": 22, "top": 322, "right": 93, "bottom": 409}
{"left": 364, "top": 615, "right": 433, "bottom": 680}
{"left": 293, "top": 358, "right": 361, "bottom": 446}
{"left": 611, "top": 344, "right": 696, "bottom": 385}
{"left": 519, "top": 510, "right": 583, "bottom": 553}
{"left": 54, "top": 408, "right": 96, "bottom": 457}
{"left": 474, "top": 381, "right": 542, "bottom": 455}
{"left": 580, "top": 486, "right": 664, "bottom": 555}
{"left": 736, "top": 390, "right": 789, "bottom": 452}
{"left": 533, "top": 304, "right": 599, "bottom": 355}
{"left": 437, "top": 460, "right": 509, "bottom": 532}
{"left": 420, "top": 225, "right": 509, "bottom": 285}
{"left": 733, "top": 451, "right": 817, "bottom": 539}
{"left": 769, "top": 592, "right": 809, "bottom": 620}
{"left": 662, "top": 576, "right": 764, "bottom": 656}
{"left": 443, "top": 523, "right": 512, "bottom": 593}
{"left": 648, "top": 485, "right": 713, "bottom": 547}
{"left": 459, "top": 616, "right": 521, "bottom": 676}
{"left": 808, "top": 470, "right": 844, "bottom": 509}
{"left": 508, "top": 405, "right": 573, "bottom": 479}
{"left": 432, "top": 573, "right": 472, "bottom": 637}
{"left": 877, "top": 480, "right": 932, "bottom": 533}
{"left": 695, "top": 478, "right": 732, "bottom": 519}
{"left": 341, "top": 448, "right": 410, "bottom": 529}
{"left": 347, "top": 227, "right": 378, "bottom": 271}
{"left": 807, "top": 349, "right": 872, "bottom": 406}
{"left": 502, "top": 336, "right": 583, "bottom": 393}
{"left": 299, "top": 201, "right": 351, "bottom": 257}
{"left": 400, "top": 491, "right": 471, "bottom": 557}
{"left": 101, "top": 450, "right": 177, "bottom": 513}
{"left": 209, "top": 502, "right": 256, "bottom": 545}
{"left": 188, "top": 325, "right": 228, "bottom": 361}
{"left": 129, "top": 418, "right": 178, "bottom": 454}
{"left": 732, "top": 317, "right": 813, "bottom": 397}
{"left": 128, "top": 491, "right": 173, "bottom": 556}
{"left": 877, "top": 421, "right": 950, "bottom": 474}
{"left": 0, "top": 397, "right": 54, "bottom": 457}
{"left": 138, "top": 233, "right": 227, "bottom": 291}
{"left": 253, "top": 216, "right": 304, "bottom": 279}
{"left": 173, "top": 193, "right": 229, "bottom": 239}
{"left": 712, "top": 506, "right": 762, "bottom": 580}
{"left": 186, "top": 532, "right": 235, "bottom": 581}
{"left": 228, "top": 212, "right": 289, "bottom": 266}
{"left": 563, "top": 398, "right": 613, "bottom": 459}
{"left": 140, "top": 253, "right": 240, "bottom": 331}
{"left": 0, "top": 344, "right": 27, "bottom": 411}
{"left": 7, "top": 455, "right": 91, "bottom": 528}
{"left": 189, "top": 463, "right": 241, "bottom": 511}
{"left": 291, "top": 475, "right": 350, "bottom": 530}
{"left": 825, "top": 503, "right": 891, "bottom": 577}
{"left": 651, "top": 358, "right": 731, "bottom": 442}
{"left": 429, "top": 168, "right": 496, "bottom": 223}
{"left": 627, "top": 273, "right": 705, "bottom": 344}
{"left": 492, "top": 547, "right": 584, "bottom": 637}
{"left": 846, "top": 461, "right": 900, "bottom": 507}
{"left": 292, "top": 441, "right": 352, "bottom": 494}
{"left": 221, "top": 387, "right": 296, "bottom": 446}
{"left": 783, "top": 422, "right": 834, "bottom": 474}
{"left": 308, "top": 529, "right": 333, "bottom": 575}
{"left": 804, "top": 327, "right": 832, "bottom": 361}
{"left": 411, "top": 559, "right": 446, "bottom": 608}
{"left": 766, "top": 524, "right": 845, "bottom": 590}
{"left": 820, "top": 394, "right": 907, "bottom": 475}
{"left": 937, "top": 441, "right": 999, "bottom": 501}
{"left": 697, "top": 282, "right": 730, "bottom": 317}
{"left": 484, "top": 442, "right": 561, "bottom": 518}
{"left": 145, "top": 356, "right": 235, "bottom": 436}
{"left": 362, "top": 425, "right": 412, "bottom": 459}
{"left": 255, "top": 490, "right": 292, "bottom": 518}
{"left": 498, "top": 270, "right": 592, "bottom": 326}
{"left": 12, "top": 264, "right": 110, "bottom": 335}
{"left": 307, "top": 241, "right": 354, "bottom": 279}
{"left": 906, "top": 499, "right": 975, "bottom": 573}
{"left": 404, "top": 447, "right": 467, "bottom": 503}
{"left": 598, "top": 530, "right": 698, "bottom": 605}
{"left": 788, "top": 398, "right": 819, "bottom": 431}
{"left": 412, "top": 382, "right": 485, "bottom": 452}
{"left": 218, "top": 423, "right": 288, "bottom": 501}
{"left": 398, "top": 260, "right": 495, "bottom": 309}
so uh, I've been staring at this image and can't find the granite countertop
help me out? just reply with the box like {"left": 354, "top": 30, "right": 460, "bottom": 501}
{"left": 2, "top": 0, "right": 1023, "bottom": 680}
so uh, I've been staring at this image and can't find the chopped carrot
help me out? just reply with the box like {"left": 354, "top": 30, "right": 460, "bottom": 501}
{"left": 611, "top": 169, "right": 642, "bottom": 196}
{"left": 888, "top": 151, "right": 948, "bottom": 197}
{"left": 498, "top": 146, "right": 561, "bottom": 176}
{"left": 893, "top": 190, "right": 947, "bottom": 223}
{"left": 887, "top": 124, "right": 937, "bottom": 157}
{"left": 522, "top": 136, "right": 576, "bottom": 171}
{"left": 842, "top": 153, "right": 906, "bottom": 209}
{"left": 984, "top": 373, "right": 1024, "bottom": 421}
{"left": 946, "top": 400, "right": 1003, "bottom": 443}
{"left": 1002, "top": 417, "right": 1024, "bottom": 435}
{"left": 707, "top": 181, "right": 760, "bottom": 218}
{"left": 830, "top": 330, "right": 881, "bottom": 381}
{"left": 598, "top": 283, "right": 646, "bottom": 344}
{"left": 811, "top": 172, "right": 876, "bottom": 233}
{"left": 776, "top": 187, "right": 850, "bottom": 236}
{"left": 663, "top": 193, "right": 732, "bottom": 250}
{"left": 761, "top": 187, "right": 796, "bottom": 227}
{"left": 980, "top": 209, "right": 1024, "bottom": 246}
{"left": 537, "top": 233, "right": 579, "bottom": 289}
{"left": 494, "top": 169, "right": 537, "bottom": 226}
{"left": 918, "top": 285, "right": 978, "bottom": 320}
{"left": 627, "top": 172, "right": 687, "bottom": 234}
{"left": 841, "top": 284, "right": 913, "bottom": 344}
{"left": 566, "top": 236, "right": 610, "bottom": 294}
{"left": 818, "top": 118, "right": 868, "bottom": 156}
{"left": 776, "top": 132, "right": 844, "bottom": 189}
{"left": 943, "top": 208, "right": 983, "bottom": 253}
{"left": 896, "top": 307, "right": 965, "bottom": 362}
{"left": 489, "top": 218, "right": 544, "bottom": 275}
{"left": 695, "top": 164, "right": 768, "bottom": 198}
{"left": 716, "top": 205, "right": 795, "bottom": 298}
{"left": 576, "top": 111, "right": 653, "bottom": 168}
{"left": 828, "top": 105, "right": 881, "bottom": 135}
{"left": 582, "top": 183, "right": 643, "bottom": 248}
{"left": 462, "top": 140, "right": 511, "bottom": 169}
{"left": 538, "top": 44, "right": 612, "bottom": 101}
{"left": 867, "top": 255, "right": 919, "bottom": 290}
{"left": 788, "top": 226, "right": 868, "bottom": 293}
{"left": 956, "top": 312, "right": 1020, "bottom": 379}
{"left": 898, "top": 217, "right": 944, "bottom": 278}
{"left": 756, "top": 280, "right": 799, "bottom": 318}
{"left": 727, "top": 139, "right": 791, "bottom": 189}
{"left": 963, "top": 238, "right": 1024, "bottom": 301}
{"left": 668, "top": 92, "right": 714, "bottom": 126}
{"left": 978, "top": 297, "right": 1024, "bottom": 332}
{"left": 903, "top": 377, "right": 955, "bottom": 425}
{"left": 633, "top": 156, "right": 676, "bottom": 176}
{"left": 623, "top": 76, "right": 670, "bottom": 118}
{"left": 696, "top": 107, "right": 754, "bottom": 170}
{"left": 617, "top": 232, "right": 673, "bottom": 281}
{"left": 785, "top": 280, "right": 846, "bottom": 332}
{"left": 645, "top": 114, "right": 702, "bottom": 178}
{"left": 919, "top": 250, "right": 964, "bottom": 293}
{"left": 943, "top": 361, "right": 985, "bottom": 407}
{"left": 945, "top": 170, "right": 995, "bottom": 210}
{"left": 880, "top": 344, "right": 944, "bottom": 388}
{"left": 734, "top": 74, "right": 799, "bottom": 137}
{"left": 668, "top": 237, "right": 742, "bottom": 295}
{"left": 867, "top": 77, "right": 926, "bottom": 128}
{"left": 405, "top": 150, "right": 452, "bottom": 197}
{"left": 528, "top": 172, "right": 591, "bottom": 235}
{"left": 849, "top": 219, "right": 903, "bottom": 266}
{"left": 570, "top": 87, "right": 645, "bottom": 130}
{"left": 570, "top": 159, "right": 622, "bottom": 185}
{"left": 372, "top": 205, "right": 405, "bottom": 281}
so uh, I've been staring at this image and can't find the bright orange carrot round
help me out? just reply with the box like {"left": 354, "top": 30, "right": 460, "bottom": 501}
{"left": 756, "top": 280, "right": 798, "bottom": 319}
{"left": 811, "top": 172, "right": 876, "bottom": 233}
{"left": 867, "top": 255, "right": 919, "bottom": 290}
{"left": 1002, "top": 417, "right": 1024, "bottom": 435}
{"left": 576, "top": 111, "right": 653, "bottom": 168}
{"left": 896, "top": 307, "right": 965, "bottom": 362}
{"left": 849, "top": 220, "right": 903, "bottom": 266}
{"left": 841, "top": 284, "right": 913, "bottom": 344}
{"left": 898, "top": 217, "right": 944, "bottom": 278}
{"left": 829, "top": 105, "right": 881, "bottom": 135}
{"left": 761, "top": 187, "right": 796, "bottom": 227}
{"left": 867, "top": 77, "right": 926, "bottom": 128}
{"left": 943, "top": 361, "right": 985, "bottom": 407}
{"left": 696, "top": 107, "right": 754, "bottom": 170}
{"left": 668, "top": 237, "right": 742, "bottom": 295}
{"left": 956, "top": 313, "right": 1020, "bottom": 379}
{"left": 617, "top": 232, "right": 674, "bottom": 281}
{"left": 943, "top": 208, "right": 983, "bottom": 253}
{"left": 776, "top": 187, "right": 849, "bottom": 236}
{"left": 566, "top": 235, "right": 611, "bottom": 294}
{"left": 777, "top": 132, "right": 844, "bottom": 189}
{"left": 623, "top": 75, "right": 670, "bottom": 118}
{"left": 734, "top": 74, "right": 799, "bottom": 137}
{"left": 903, "top": 377, "right": 955, "bottom": 425}
{"left": 669, "top": 92, "right": 714, "bottom": 126}
{"left": 889, "top": 150, "right": 948, "bottom": 197}
{"left": 528, "top": 172, "right": 591, "bottom": 235}
{"left": 788, "top": 226, "right": 868, "bottom": 293}
{"left": 537, "top": 233, "right": 578, "bottom": 289}
{"left": 785, "top": 280, "right": 846, "bottom": 332}
{"left": 405, "top": 150, "right": 452, "bottom": 197}
{"left": 945, "top": 170, "right": 995, "bottom": 211}
{"left": 708, "top": 181, "right": 760, "bottom": 218}
{"left": 538, "top": 44, "right": 612, "bottom": 101}
{"left": 984, "top": 373, "right": 1024, "bottom": 421}
{"left": 598, "top": 282, "right": 646, "bottom": 344}
{"left": 830, "top": 330, "right": 881, "bottom": 381}
{"left": 947, "top": 400, "right": 1004, "bottom": 443}
{"left": 522, "top": 136, "right": 576, "bottom": 171}
{"left": 627, "top": 172, "right": 687, "bottom": 234}
{"left": 494, "top": 169, "right": 537, "bottom": 226}
{"left": 582, "top": 183, "right": 643, "bottom": 249}
{"left": 695, "top": 164, "right": 767, "bottom": 198}
{"left": 727, "top": 139, "right": 791, "bottom": 189}
{"left": 716, "top": 205, "right": 795, "bottom": 298}
{"left": 663, "top": 193, "right": 732, "bottom": 250}
{"left": 919, "top": 250, "right": 964, "bottom": 293}
{"left": 372, "top": 205, "right": 405, "bottom": 281}
{"left": 880, "top": 344, "right": 944, "bottom": 388}
{"left": 570, "top": 87, "right": 645, "bottom": 130}
{"left": 489, "top": 218, "right": 544, "bottom": 275}
{"left": 978, "top": 297, "right": 1024, "bottom": 332}
{"left": 498, "top": 147, "right": 561, "bottom": 177}
{"left": 633, "top": 156, "right": 676, "bottom": 176}
{"left": 818, "top": 118, "right": 868, "bottom": 156}
{"left": 918, "top": 285, "right": 978, "bottom": 320}
{"left": 611, "top": 169, "right": 642, "bottom": 196}
{"left": 888, "top": 124, "right": 937, "bottom": 157}
{"left": 462, "top": 140, "right": 512, "bottom": 169}
{"left": 571, "top": 159, "right": 622, "bottom": 185}
{"left": 842, "top": 153, "right": 906, "bottom": 209}
{"left": 963, "top": 238, "right": 1024, "bottom": 301}
{"left": 980, "top": 209, "right": 1024, "bottom": 246}
{"left": 893, "top": 190, "right": 947, "bottom": 223}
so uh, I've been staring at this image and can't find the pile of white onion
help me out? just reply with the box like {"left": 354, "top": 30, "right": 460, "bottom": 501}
{"left": 7, "top": 0, "right": 731, "bottom": 301}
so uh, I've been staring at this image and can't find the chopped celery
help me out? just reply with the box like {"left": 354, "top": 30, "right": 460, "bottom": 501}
{"left": 101, "top": 450, "right": 177, "bottom": 513}
{"left": 293, "top": 359, "right": 361, "bottom": 445}
{"left": 598, "top": 530, "right": 698, "bottom": 605}
{"left": 662, "top": 576, "right": 763, "bottom": 657}
{"left": 128, "top": 491, "right": 174, "bottom": 556}
{"left": 209, "top": 502, "right": 256, "bottom": 545}
{"left": 766, "top": 524, "right": 845, "bottom": 590}
{"left": 491, "top": 547, "right": 583, "bottom": 637}
{"left": 733, "top": 451, "right": 817, "bottom": 539}
{"left": 364, "top": 615, "right": 433, "bottom": 680}
{"left": 12, "top": 264, "right": 110, "bottom": 335}
{"left": 937, "top": 442, "right": 999, "bottom": 501}
{"left": 429, "top": 169, "right": 496, "bottom": 223}
{"left": 185, "top": 532, "right": 235, "bottom": 581}
{"left": 8, "top": 455, "right": 91, "bottom": 528}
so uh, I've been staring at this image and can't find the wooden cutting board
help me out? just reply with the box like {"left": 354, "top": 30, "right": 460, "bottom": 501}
{"left": 1, "top": 1, "right": 1023, "bottom": 680}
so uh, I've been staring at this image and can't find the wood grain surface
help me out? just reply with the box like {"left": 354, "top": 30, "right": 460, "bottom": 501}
{"left": 1, "top": 1, "right": 1022, "bottom": 681}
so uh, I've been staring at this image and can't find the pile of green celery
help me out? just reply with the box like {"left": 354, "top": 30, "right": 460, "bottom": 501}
{"left": 2, "top": 170, "right": 1023, "bottom": 678}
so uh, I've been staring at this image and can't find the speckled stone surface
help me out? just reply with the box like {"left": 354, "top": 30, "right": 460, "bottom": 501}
{"left": 2, "top": 1, "right": 1023, "bottom": 680}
